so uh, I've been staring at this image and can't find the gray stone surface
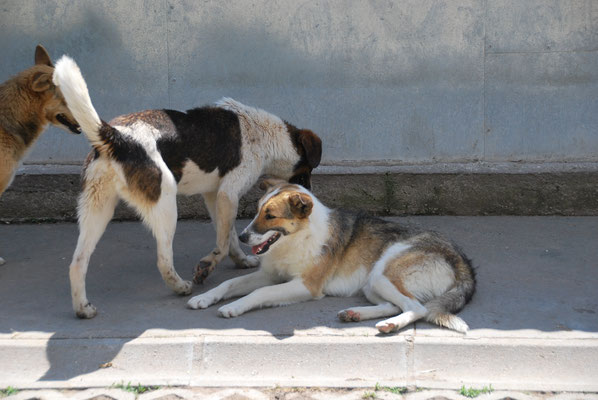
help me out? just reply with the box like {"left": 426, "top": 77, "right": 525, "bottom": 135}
{"left": 1, "top": 1, "right": 596, "bottom": 166}
{"left": 0, "top": 217, "right": 596, "bottom": 390}
{"left": 485, "top": 0, "right": 598, "bottom": 53}
{"left": 2, "top": 170, "right": 598, "bottom": 221}
{"left": 485, "top": 51, "right": 598, "bottom": 161}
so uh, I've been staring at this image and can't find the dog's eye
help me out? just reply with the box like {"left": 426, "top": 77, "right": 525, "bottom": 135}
{"left": 265, "top": 214, "right": 276, "bottom": 220}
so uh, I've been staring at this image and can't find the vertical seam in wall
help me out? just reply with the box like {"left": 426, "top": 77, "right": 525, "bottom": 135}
{"left": 482, "top": 0, "right": 487, "bottom": 161}
{"left": 165, "top": 0, "right": 171, "bottom": 108}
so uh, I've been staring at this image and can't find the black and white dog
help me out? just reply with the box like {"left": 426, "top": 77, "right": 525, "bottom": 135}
{"left": 53, "top": 56, "right": 322, "bottom": 319}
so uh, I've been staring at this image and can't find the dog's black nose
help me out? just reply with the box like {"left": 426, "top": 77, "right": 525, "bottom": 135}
{"left": 238, "top": 232, "right": 249, "bottom": 243}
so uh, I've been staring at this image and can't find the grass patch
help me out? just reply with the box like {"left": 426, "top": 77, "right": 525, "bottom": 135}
{"left": 0, "top": 387, "right": 18, "bottom": 397}
{"left": 112, "top": 381, "right": 159, "bottom": 395}
{"left": 459, "top": 384, "right": 494, "bottom": 398}
{"left": 375, "top": 382, "right": 408, "bottom": 395}
{"left": 362, "top": 391, "right": 377, "bottom": 399}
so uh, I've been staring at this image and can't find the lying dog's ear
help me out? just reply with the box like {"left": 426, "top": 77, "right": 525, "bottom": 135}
{"left": 35, "top": 45, "right": 53, "bottom": 67}
{"left": 300, "top": 130, "right": 322, "bottom": 169}
{"left": 289, "top": 192, "right": 313, "bottom": 218}
{"left": 259, "top": 178, "right": 286, "bottom": 191}
{"left": 31, "top": 71, "right": 52, "bottom": 92}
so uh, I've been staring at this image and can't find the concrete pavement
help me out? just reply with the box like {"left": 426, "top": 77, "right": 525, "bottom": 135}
{"left": 0, "top": 217, "right": 597, "bottom": 391}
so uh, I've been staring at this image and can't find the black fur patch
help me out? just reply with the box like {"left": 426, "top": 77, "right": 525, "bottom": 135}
{"left": 284, "top": 122, "right": 321, "bottom": 189}
{"left": 157, "top": 108, "right": 242, "bottom": 182}
{"left": 98, "top": 122, "right": 162, "bottom": 202}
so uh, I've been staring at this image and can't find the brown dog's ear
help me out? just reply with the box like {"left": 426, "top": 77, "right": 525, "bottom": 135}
{"left": 259, "top": 178, "right": 286, "bottom": 191}
{"left": 288, "top": 192, "right": 313, "bottom": 218}
{"left": 300, "top": 130, "right": 322, "bottom": 169}
{"left": 31, "top": 71, "right": 52, "bottom": 92}
{"left": 35, "top": 45, "right": 53, "bottom": 67}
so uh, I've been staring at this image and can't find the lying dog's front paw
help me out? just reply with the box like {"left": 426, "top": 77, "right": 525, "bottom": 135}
{"left": 75, "top": 302, "right": 97, "bottom": 319}
{"left": 187, "top": 294, "right": 215, "bottom": 309}
{"left": 193, "top": 260, "right": 216, "bottom": 284}
{"left": 218, "top": 302, "right": 245, "bottom": 318}
{"left": 239, "top": 255, "right": 260, "bottom": 269}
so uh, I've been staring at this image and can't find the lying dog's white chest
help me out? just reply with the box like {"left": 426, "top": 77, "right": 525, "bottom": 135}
{"left": 176, "top": 161, "right": 221, "bottom": 195}
{"left": 323, "top": 266, "right": 369, "bottom": 297}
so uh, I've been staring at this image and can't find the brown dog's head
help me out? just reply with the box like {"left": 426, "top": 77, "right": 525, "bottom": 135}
{"left": 285, "top": 123, "right": 322, "bottom": 190}
{"left": 239, "top": 180, "right": 314, "bottom": 255}
{"left": 28, "top": 45, "right": 80, "bottom": 134}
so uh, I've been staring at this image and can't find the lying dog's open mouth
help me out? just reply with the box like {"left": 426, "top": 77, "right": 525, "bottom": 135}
{"left": 252, "top": 232, "right": 281, "bottom": 255}
{"left": 56, "top": 114, "right": 81, "bottom": 134}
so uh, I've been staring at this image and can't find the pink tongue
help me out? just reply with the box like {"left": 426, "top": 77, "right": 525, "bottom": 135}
{"left": 252, "top": 240, "right": 268, "bottom": 255}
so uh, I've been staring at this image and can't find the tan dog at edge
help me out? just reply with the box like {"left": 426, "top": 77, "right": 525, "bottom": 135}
{"left": 0, "top": 45, "right": 81, "bottom": 264}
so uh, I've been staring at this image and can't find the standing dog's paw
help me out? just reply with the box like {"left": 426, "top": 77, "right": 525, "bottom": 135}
{"left": 218, "top": 302, "right": 245, "bottom": 318}
{"left": 174, "top": 280, "right": 193, "bottom": 296}
{"left": 187, "top": 293, "right": 216, "bottom": 310}
{"left": 75, "top": 302, "right": 97, "bottom": 319}
{"left": 193, "top": 260, "right": 216, "bottom": 284}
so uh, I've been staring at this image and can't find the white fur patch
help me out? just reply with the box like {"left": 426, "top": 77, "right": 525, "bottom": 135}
{"left": 53, "top": 56, "right": 102, "bottom": 145}
{"left": 216, "top": 98, "right": 300, "bottom": 182}
{"left": 176, "top": 161, "right": 220, "bottom": 195}
{"left": 324, "top": 266, "right": 369, "bottom": 297}
{"left": 403, "top": 258, "right": 456, "bottom": 303}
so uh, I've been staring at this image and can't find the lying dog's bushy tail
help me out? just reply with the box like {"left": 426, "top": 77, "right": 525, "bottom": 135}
{"left": 53, "top": 56, "right": 103, "bottom": 147}
{"left": 424, "top": 251, "right": 476, "bottom": 333}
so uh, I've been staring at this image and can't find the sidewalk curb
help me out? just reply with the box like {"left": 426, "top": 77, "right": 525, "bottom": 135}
{"left": 2, "top": 334, "right": 597, "bottom": 391}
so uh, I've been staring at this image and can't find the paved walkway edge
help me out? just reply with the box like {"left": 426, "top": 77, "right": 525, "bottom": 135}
{"left": 2, "top": 335, "right": 597, "bottom": 391}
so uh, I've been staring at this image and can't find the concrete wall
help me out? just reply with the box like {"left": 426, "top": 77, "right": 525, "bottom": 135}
{"left": 1, "top": 0, "right": 596, "bottom": 166}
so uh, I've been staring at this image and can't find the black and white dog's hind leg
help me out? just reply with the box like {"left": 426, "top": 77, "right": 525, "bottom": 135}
{"left": 69, "top": 160, "right": 119, "bottom": 319}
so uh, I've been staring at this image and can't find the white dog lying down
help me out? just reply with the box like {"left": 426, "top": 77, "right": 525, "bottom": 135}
{"left": 188, "top": 180, "right": 476, "bottom": 333}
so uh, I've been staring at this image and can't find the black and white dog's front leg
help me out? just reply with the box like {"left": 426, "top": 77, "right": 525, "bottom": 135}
{"left": 193, "top": 190, "right": 239, "bottom": 284}
{"left": 217, "top": 278, "right": 314, "bottom": 318}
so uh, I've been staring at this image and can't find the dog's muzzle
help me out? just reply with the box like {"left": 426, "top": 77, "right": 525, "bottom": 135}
{"left": 238, "top": 232, "right": 250, "bottom": 243}
{"left": 56, "top": 114, "right": 81, "bottom": 134}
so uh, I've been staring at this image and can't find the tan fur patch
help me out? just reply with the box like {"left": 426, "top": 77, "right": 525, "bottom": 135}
{"left": 0, "top": 55, "right": 77, "bottom": 196}
{"left": 383, "top": 252, "right": 431, "bottom": 299}
{"left": 301, "top": 255, "right": 334, "bottom": 297}
{"left": 252, "top": 189, "right": 304, "bottom": 235}
{"left": 80, "top": 160, "right": 117, "bottom": 210}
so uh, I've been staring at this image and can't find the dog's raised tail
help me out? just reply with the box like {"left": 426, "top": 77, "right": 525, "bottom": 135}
{"left": 53, "top": 56, "right": 103, "bottom": 147}
{"left": 424, "top": 251, "right": 476, "bottom": 333}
